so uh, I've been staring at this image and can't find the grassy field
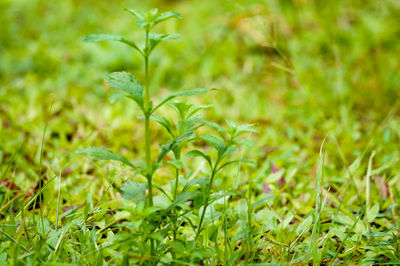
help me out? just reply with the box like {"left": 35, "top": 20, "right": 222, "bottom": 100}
{"left": 1, "top": 0, "right": 400, "bottom": 264}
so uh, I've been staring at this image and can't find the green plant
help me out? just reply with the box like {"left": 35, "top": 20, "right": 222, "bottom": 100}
{"left": 75, "top": 8, "right": 255, "bottom": 263}
{"left": 77, "top": 8, "right": 191, "bottom": 208}
{"left": 188, "top": 120, "right": 256, "bottom": 241}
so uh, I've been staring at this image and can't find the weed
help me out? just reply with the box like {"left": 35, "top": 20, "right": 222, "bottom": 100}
{"left": 75, "top": 8, "right": 255, "bottom": 263}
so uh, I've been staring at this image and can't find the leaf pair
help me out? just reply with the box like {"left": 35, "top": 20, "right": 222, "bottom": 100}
{"left": 105, "top": 71, "right": 208, "bottom": 115}
{"left": 186, "top": 121, "right": 257, "bottom": 172}
{"left": 84, "top": 32, "right": 179, "bottom": 57}
{"left": 169, "top": 102, "right": 212, "bottom": 121}
{"left": 152, "top": 87, "right": 208, "bottom": 113}
{"left": 84, "top": 9, "right": 181, "bottom": 57}
{"left": 157, "top": 130, "right": 195, "bottom": 162}
{"left": 125, "top": 8, "right": 182, "bottom": 30}
{"left": 146, "top": 33, "right": 180, "bottom": 55}
{"left": 226, "top": 120, "right": 258, "bottom": 138}
{"left": 198, "top": 119, "right": 257, "bottom": 141}
{"left": 151, "top": 104, "right": 209, "bottom": 139}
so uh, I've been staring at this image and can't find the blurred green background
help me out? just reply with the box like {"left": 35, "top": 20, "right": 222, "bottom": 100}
{"left": 1, "top": 0, "right": 400, "bottom": 212}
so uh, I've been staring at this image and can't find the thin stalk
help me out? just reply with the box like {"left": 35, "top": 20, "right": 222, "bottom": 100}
{"left": 195, "top": 168, "right": 216, "bottom": 241}
{"left": 245, "top": 172, "right": 253, "bottom": 264}
{"left": 173, "top": 151, "right": 181, "bottom": 199}
{"left": 195, "top": 144, "right": 229, "bottom": 241}
{"left": 172, "top": 150, "right": 181, "bottom": 241}
{"left": 223, "top": 187, "right": 229, "bottom": 264}
{"left": 142, "top": 28, "right": 155, "bottom": 257}
{"left": 174, "top": 168, "right": 179, "bottom": 199}
{"left": 1, "top": 143, "right": 22, "bottom": 182}
{"left": 144, "top": 29, "right": 153, "bottom": 207}
{"left": 145, "top": 116, "right": 153, "bottom": 207}
{"left": 56, "top": 170, "right": 61, "bottom": 231}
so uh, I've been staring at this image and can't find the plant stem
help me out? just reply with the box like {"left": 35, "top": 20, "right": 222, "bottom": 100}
{"left": 56, "top": 170, "right": 61, "bottom": 231}
{"left": 143, "top": 28, "right": 155, "bottom": 258}
{"left": 195, "top": 168, "right": 216, "bottom": 241}
{"left": 145, "top": 116, "right": 153, "bottom": 207}
{"left": 144, "top": 29, "right": 153, "bottom": 207}
{"left": 195, "top": 145, "right": 228, "bottom": 241}
{"left": 245, "top": 173, "right": 253, "bottom": 264}
{"left": 173, "top": 151, "right": 181, "bottom": 199}
{"left": 172, "top": 150, "right": 181, "bottom": 241}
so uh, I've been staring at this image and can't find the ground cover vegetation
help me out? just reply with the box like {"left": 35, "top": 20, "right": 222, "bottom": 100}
{"left": 1, "top": 0, "right": 400, "bottom": 265}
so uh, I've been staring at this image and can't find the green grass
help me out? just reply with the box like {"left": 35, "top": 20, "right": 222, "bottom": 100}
{"left": 1, "top": 0, "right": 400, "bottom": 264}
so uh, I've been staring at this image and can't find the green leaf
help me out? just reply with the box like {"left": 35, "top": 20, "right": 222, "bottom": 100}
{"left": 150, "top": 115, "right": 174, "bottom": 137}
{"left": 182, "top": 177, "right": 209, "bottom": 193}
{"left": 106, "top": 72, "right": 143, "bottom": 108}
{"left": 153, "top": 88, "right": 208, "bottom": 113}
{"left": 217, "top": 159, "right": 255, "bottom": 172}
{"left": 295, "top": 215, "right": 313, "bottom": 235}
{"left": 176, "top": 130, "right": 195, "bottom": 143}
{"left": 182, "top": 117, "right": 204, "bottom": 133}
{"left": 219, "top": 145, "right": 238, "bottom": 160}
{"left": 226, "top": 120, "right": 237, "bottom": 129}
{"left": 83, "top": 34, "right": 142, "bottom": 54}
{"left": 196, "top": 118, "right": 226, "bottom": 138}
{"left": 121, "top": 180, "right": 146, "bottom": 204}
{"left": 168, "top": 191, "right": 201, "bottom": 210}
{"left": 187, "top": 104, "right": 213, "bottom": 118}
{"left": 199, "top": 134, "right": 225, "bottom": 152}
{"left": 125, "top": 9, "right": 181, "bottom": 29}
{"left": 149, "top": 8, "right": 159, "bottom": 16}
{"left": 233, "top": 122, "right": 258, "bottom": 137}
{"left": 147, "top": 33, "right": 180, "bottom": 54}
{"left": 225, "top": 120, "right": 258, "bottom": 138}
{"left": 108, "top": 93, "right": 127, "bottom": 104}
{"left": 265, "top": 169, "right": 285, "bottom": 183}
{"left": 153, "top": 11, "right": 182, "bottom": 26}
{"left": 186, "top": 150, "right": 212, "bottom": 168}
{"left": 169, "top": 240, "right": 186, "bottom": 254}
{"left": 153, "top": 184, "right": 172, "bottom": 201}
{"left": 148, "top": 231, "right": 164, "bottom": 242}
{"left": 192, "top": 248, "right": 214, "bottom": 260}
{"left": 348, "top": 157, "right": 361, "bottom": 175}
{"left": 152, "top": 162, "right": 163, "bottom": 174}
{"left": 366, "top": 202, "right": 380, "bottom": 222}
{"left": 237, "top": 137, "right": 255, "bottom": 148}
{"left": 157, "top": 142, "right": 174, "bottom": 162}
{"left": 75, "top": 147, "right": 135, "bottom": 168}
{"left": 165, "top": 160, "right": 184, "bottom": 169}
{"left": 251, "top": 195, "right": 274, "bottom": 209}
{"left": 169, "top": 102, "right": 193, "bottom": 119}
{"left": 125, "top": 9, "right": 148, "bottom": 28}
{"left": 157, "top": 131, "right": 195, "bottom": 162}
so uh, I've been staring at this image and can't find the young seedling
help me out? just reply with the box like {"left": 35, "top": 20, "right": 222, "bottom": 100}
{"left": 75, "top": 8, "right": 255, "bottom": 262}
{"left": 187, "top": 120, "right": 257, "bottom": 240}
{"left": 75, "top": 8, "right": 208, "bottom": 208}
{"left": 152, "top": 102, "right": 212, "bottom": 239}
